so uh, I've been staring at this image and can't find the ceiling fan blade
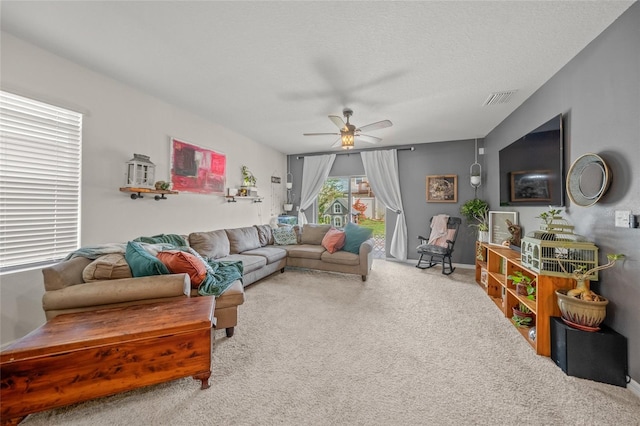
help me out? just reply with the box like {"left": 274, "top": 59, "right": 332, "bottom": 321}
{"left": 356, "top": 119, "right": 393, "bottom": 133}
{"left": 329, "top": 115, "right": 346, "bottom": 130}
{"left": 303, "top": 132, "right": 340, "bottom": 136}
{"left": 331, "top": 137, "right": 343, "bottom": 148}
{"left": 356, "top": 134, "right": 382, "bottom": 144}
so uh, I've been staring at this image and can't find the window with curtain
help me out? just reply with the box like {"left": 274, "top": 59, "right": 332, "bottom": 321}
{"left": 0, "top": 91, "right": 82, "bottom": 273}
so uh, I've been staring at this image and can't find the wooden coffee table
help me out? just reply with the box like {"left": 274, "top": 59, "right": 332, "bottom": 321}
{"left": 0, "top": 296, "right": 215, "bottom": 424}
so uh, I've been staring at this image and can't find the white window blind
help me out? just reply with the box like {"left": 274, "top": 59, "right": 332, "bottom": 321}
{"left": 0, "top": 91, "right": 82, "bottom": 273}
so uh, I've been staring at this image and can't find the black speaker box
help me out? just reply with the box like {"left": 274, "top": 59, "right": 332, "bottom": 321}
{"left": 550, "top": 317, "right": 628, "bottom": 387}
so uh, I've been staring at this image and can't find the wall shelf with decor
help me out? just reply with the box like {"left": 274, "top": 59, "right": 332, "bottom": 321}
{"left": 224, "top": 195, "right": 263, "bottom": 203}
{"left": 475, "top": 242, "right": 575, "bottom": 356}
{"left": 119, "top": 187, "right": 178, "bottom": 200}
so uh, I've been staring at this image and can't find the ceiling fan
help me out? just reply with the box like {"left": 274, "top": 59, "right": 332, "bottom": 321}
{"left": 303, "top": 108, "right": 392, "bottom": 150}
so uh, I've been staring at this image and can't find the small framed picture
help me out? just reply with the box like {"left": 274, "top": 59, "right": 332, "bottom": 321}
{"left": 510, "top": 170, "right": 552, "bottom": 202}
{"left": 426, "top": 175, "right": 457, "bottom": 203}
{"left": 488, "top": 211, "right": 518, "bottom": 246}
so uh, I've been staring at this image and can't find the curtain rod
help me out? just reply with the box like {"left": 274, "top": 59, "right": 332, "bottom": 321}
{"left": 296, "top": 146, "right": 414, "bottom": 159}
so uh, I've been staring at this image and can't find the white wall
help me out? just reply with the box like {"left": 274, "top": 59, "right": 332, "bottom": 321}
{"left": 0, "top": 33, "right": 286, "bottom": 345}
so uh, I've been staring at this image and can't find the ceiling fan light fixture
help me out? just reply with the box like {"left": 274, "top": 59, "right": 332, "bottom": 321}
{"left": 341, "top": 132, "right": 354, "bottom": 149}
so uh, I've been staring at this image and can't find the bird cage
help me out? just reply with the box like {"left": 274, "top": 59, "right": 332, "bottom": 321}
{"left": 125, "top": 154, "right": 155, "bottom": 188}
{"left": 520, "top": 215, "right": 599, "bottom": 279}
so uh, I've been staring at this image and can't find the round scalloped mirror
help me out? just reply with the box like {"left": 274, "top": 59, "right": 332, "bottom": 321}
{"left": 566, "top": 153, "right": 611, "bottom": 207}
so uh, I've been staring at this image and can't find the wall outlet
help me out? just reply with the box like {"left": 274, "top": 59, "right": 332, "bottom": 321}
{"left": 615, "top": 210, "right": 632, "bottom": 228}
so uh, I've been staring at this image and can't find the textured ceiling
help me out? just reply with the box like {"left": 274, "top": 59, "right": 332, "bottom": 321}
{"left": 1, "top": 1, "right": 634, "bottom": 154}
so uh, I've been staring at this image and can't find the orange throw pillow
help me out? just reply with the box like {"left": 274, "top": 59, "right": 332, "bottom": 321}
{"left": 157, "top": 250, "right": 208, "bottom": 288}
{"left": 321, "top": 228, "right": 346, "bottom": 254}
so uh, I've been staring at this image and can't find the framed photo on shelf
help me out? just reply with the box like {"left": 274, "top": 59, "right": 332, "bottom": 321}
{"left": 488, "top": 211, "right": 518, "bottom": 246}
{"left": 510, "top": 170, "right": 551, "bottom": 202}
{"left": 426, "top": 175, "right": 457, "bottom": 203}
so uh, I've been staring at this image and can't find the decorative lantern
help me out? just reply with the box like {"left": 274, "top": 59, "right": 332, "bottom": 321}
{"left": 125, "top": 154, "right": 156, "bottom": 188}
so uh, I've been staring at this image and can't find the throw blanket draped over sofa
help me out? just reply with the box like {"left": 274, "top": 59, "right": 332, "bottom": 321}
{"left": 42, "top": 223, "right": 375, "bottom": 337}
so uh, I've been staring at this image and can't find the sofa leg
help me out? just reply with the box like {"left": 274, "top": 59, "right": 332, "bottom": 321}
{"left": 281, "top": 268, "right": 285, "bottom": 273}
{"left": 225, "top": 327, "right": 235, "bottom": 338}
{"left": 362, "top": 275, "right": 367, "bottom": 282}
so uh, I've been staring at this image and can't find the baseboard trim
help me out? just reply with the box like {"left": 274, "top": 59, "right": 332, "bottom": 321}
{"left": 628, "top": 377, "right": 640, "bottom": 399}
{"left": 390, "top": 257, "right": 475, "bottom": 270}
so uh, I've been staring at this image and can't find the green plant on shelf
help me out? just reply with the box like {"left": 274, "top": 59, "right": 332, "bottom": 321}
{"left": 507, "top": 271, "right": 537, "bottom": 300}
{"left": 460, "top": 198, "right": 489, "bottom": 232}
{"left": 512, "top": 315, "right": 533, "bottom": 327}
{"left": 536, "top": 208, "right": 563, "bottom": 227}
{"left": 517, "top": 302, "right": 531, "bottom": 314}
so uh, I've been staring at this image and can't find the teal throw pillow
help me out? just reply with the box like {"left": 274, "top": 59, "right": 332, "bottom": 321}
{"left": 125, "top": 241, "right": 170, "bottom": 277}
{"left": 342, "top": 222, "right": 373, "bottom": 254}
{"left": 272, "top": 226, "right": 298, "bottom": 245}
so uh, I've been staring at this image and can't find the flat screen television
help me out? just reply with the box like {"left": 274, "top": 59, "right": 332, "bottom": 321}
{"left": 499, "top": 114, "right": 564, "bottom": 206}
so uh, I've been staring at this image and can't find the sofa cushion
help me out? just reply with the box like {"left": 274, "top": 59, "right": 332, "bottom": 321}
{"left": 273, "top": 226, "right": 298, "bottom": 245}
{"left": 217, "top": 254, "right": 267, "bottom": 274}
{"left": 286, "top": 244, "right": 326, "bottom": 260}
{"left": 226, "top": 227, "right": 261, "bottom": 254}
{"left": 254, "top": 224, "right": 274, "bottom": 246}
{"left": 189, "top": 230, "right": 230, "bottom": 259}
{"left": 342, "top": 222, "right": 373, "bottom": 254}
{"left": 301, "top": 224, "right": 332, "bottom": 245}
{"left": 320, "top": 250, "right": 360, "bottom": 266}
{"left": 157, "top": 250, "right": 208, "bottom": 288}
{"left": 82, "top": 253, "right": 132, "bottom": 282}
{"left": 125, "top": 241, "right": 170, "bottom": 277}
{"left": 241, "top": 246, "right": 288, "bottom": 264}
{"left": 321, "top": 228, "right": 346, "bottom": 254}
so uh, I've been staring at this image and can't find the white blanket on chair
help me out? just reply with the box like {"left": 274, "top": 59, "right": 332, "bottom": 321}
{"left": 428, "top": 214, "right": 450, "bottom": 247}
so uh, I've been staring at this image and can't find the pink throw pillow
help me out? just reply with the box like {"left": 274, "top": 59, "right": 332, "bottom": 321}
{"left": 322, "top": 228, "right": 346, "bottom": 254}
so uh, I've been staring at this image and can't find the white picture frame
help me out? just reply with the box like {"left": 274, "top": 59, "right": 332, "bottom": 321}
{"left": 488, "top": 211, "right": 518, "bottom": 246}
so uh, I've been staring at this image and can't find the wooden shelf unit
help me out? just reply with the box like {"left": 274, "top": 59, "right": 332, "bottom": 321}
{"left": 475, "top": 242, "right": 575, "bottom": 356}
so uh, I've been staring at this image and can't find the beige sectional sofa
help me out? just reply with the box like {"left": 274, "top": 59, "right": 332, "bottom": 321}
{"left": 42, "top": 223, "right": 374, "bottom": 337}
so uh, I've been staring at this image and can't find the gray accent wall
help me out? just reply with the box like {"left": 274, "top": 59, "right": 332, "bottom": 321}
{"left": 289, "top": 138, "right": 485, "bottom": 266}
{"left": 484, "top": 3, "right": 639, "bottom": 382}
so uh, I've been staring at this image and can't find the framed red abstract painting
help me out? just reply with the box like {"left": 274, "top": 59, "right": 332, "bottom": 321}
{"left": 170, "top": 138, "right": 226, "bottom": 195}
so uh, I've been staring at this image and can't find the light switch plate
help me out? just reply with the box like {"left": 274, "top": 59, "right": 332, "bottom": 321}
{"left": 615, "top": 210, "right": 632, "bottom": 228}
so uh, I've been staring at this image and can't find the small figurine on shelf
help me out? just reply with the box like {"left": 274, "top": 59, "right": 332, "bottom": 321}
{"left": 241, "top": 165, "right": 257, "bottom": 188}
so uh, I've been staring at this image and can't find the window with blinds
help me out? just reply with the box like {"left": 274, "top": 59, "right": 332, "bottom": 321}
{"left": 0, "top": 91, "right": 82, "bottom": 273}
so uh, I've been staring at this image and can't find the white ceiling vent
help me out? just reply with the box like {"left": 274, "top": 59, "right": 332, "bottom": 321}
{"left": 483, "top": 90, "right": 518, "bottom": 106}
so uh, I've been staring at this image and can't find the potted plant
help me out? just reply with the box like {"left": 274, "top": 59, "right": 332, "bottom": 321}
{"left": 507, "top": 271, "right": 536, "bottom": 300}
{"left": 512, "top": 302, "right": 534, "bottom": 328}
{"left": 460, "top": 198, "right": 489, "bottom": 242}
{"left": 241, "top": 165, "right": 257, "bottom": 189}
{"left": 555, "top": 253, "right": 625, "bottom": 330}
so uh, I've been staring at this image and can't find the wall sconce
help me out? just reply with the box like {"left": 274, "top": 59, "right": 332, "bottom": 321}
{"left": 470, "top": 139, "right": 481, "bottom": 189}
{"left": 125, "top": 154, "right": 155, "bottom": 188}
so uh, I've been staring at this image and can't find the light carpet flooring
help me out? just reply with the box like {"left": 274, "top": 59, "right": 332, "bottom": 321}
{"left": 22, "top": 260, "right": 640, "bottom": 425}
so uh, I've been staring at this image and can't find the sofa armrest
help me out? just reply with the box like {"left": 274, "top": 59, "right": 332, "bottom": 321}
{"left": 42, "top": 257, "right": 92, "bottom": 291}
{"left": 42, "top": 273, "right": 191, "bottom": 312}
{"left": 359, "top": 238, "right": 374, "bottom": 255}
{"left": 359, "top": 238, "right": 375, "bottom": 277}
